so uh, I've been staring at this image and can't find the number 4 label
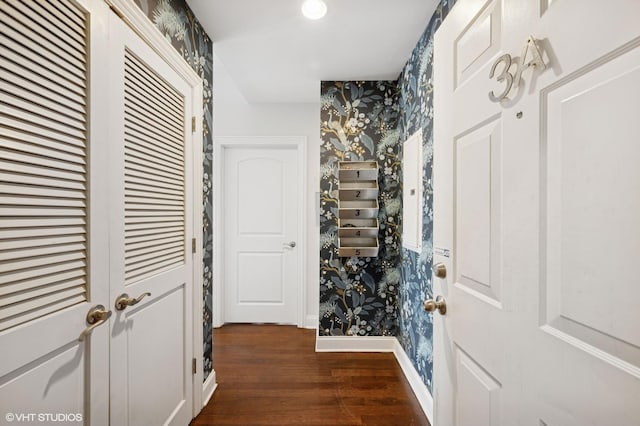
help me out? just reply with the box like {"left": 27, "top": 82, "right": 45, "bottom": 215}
{"left": 489, "top": 36, "right": 546, "bottom": 103}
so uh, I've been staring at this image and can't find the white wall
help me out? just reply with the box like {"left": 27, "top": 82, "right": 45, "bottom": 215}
{"left": 212, "top": 52, "right": 320, "bottom": 327}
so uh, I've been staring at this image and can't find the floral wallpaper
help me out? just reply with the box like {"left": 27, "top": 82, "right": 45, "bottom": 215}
{"left": 319, "top": 0, "right": 457, "bottom": 393}
{"left": 134, "top": 0, "right": 214, "bottom": 381}
{"left": 319, "top": 81, "right": 402, "bottom": 337}
{"left": 397, "top": 0, "right": 456, "bottom": 392}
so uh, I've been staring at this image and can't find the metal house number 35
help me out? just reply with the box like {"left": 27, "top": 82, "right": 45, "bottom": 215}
{"left": 489, "top": 36, "right": 546, "bottom": 102}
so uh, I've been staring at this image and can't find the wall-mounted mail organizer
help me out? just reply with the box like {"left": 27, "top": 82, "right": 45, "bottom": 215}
{"left": 337, "top": 161, "right": 379, "bottom": 257}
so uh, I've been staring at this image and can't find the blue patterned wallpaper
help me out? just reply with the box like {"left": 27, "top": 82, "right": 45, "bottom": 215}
{"left": 319, "top": 0, "right": 456, "bottom": 392}
{"left": 134, "top": 0, "right": 214, "bottom": 381}
{"left": 319, "top": 81, "right": 402, "bottom": 337}
{"left": 397, "top": 0, "right": 456, "bottom": 392}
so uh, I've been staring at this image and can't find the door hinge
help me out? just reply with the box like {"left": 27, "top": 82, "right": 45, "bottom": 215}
{"left": 191, "top": 116, "right": 196, "bottom": 132}
{"left": 192, "top": 238, "right": 197, "bottom": 254}
{"left": 192, "top": 358, "right": 197, "bottom": 375}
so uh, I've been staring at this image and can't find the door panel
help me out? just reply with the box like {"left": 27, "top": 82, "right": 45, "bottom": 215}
{"left": 434, "top": 0, "right": 640, "bottom": 424}
{"left": 224, "top": 146, "right": 299, "bottom": 324}
{"left": 455, "top": 118, "right": 502, "bottom": 306}
{"left": 108, "top": 12, "right": 193, "bottom": 426}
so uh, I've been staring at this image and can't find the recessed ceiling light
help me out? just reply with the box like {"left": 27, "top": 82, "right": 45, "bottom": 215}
{"left": 301, "top": 0, "right": 327, "bottom": 20}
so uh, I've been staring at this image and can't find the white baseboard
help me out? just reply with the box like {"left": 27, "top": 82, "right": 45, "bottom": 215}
{"left": 202, "top": 370, "right": 218, "bottom": 407}
{"left": 315, "top": 335, "right": 397, "bottom": 352}
{"left": 304, "top": 314, "right": 318, "bottom": 329}
{"left": 314, "top": 335, "right": 433, "bottom": 424}
{"left": 392, "top": 341, "right": 434, "bottom": 424}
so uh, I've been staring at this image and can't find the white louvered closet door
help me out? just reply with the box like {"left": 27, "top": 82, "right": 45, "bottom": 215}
{"left": 0, "top": 0, "right": 111, "bottom": 424}
{"left": 107, "top": 11, "right": 194, "bottom": 426}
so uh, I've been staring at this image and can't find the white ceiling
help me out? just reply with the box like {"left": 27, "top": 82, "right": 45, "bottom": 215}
{"left": 186, "top": 0, "right": 439, "bottom": 104}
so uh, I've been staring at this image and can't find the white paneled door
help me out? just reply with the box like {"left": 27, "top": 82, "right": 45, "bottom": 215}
{"left": 223, "top": 143, "right": 300, "bottom": 324}
{"left": 433, "top": 0, "right": 640, "bottom": 425}
{"left": 107, "top": 11, "right": 194, "bottom": 426}
{"left": 0, "top": 1, "right": 199, "bottom": 425}
{"left": 0, "top": 0, "right": 110, "bottom": 424}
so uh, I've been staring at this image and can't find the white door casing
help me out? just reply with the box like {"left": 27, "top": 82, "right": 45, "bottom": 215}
{"left": 215, "top": 137, "right": 306, "bottom": 326}
{"left": 0, "top": 0, "right": 110, "bottom": 424}
{"left": 107, "top": 9, "right": 197, "bottom": 426}
{"left": 433, "top": 0, "right": 640, "bottom": 425}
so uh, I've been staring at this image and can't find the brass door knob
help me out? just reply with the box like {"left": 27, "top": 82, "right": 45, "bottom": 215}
{"left": 79, "top": 304, "right": 112, "bottom": 341}
{"left": 424, "top": 295, "right": 447, "bottom": 315}
{"left": 115, "top": 292, "right": 151, "bottom": 311}
{"left": 432, "top": 262, "right": 447, "bottom": 278}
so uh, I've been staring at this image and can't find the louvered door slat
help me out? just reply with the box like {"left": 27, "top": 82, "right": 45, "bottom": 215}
{"left": 1, "top": 15, "right": 85, "bottom": 81}
{"left": 0, "top": 287, "right": 86, "bottom": 321}
{"left": 124, "top": 78, "right": 183, "bottom": 126}
{"left": 125, "top": 190, "right": 183, "bottom": 202}
{"left": 125, "top": 157, "right": 184, "bottom": 180}
{"left": 31, "top": 0, "right": 86, "bottom": 35}
{"left": 123, "top": 49, "right": 186, "bottom": 285}
{"left": 125, "top": 175, "right": 183, "bottom": 193}
{"left": 0, "top": 259, "right": 86, "bottom": 289}
{"left": 125, "top": 231, "right": 184, "bottom": 247}
{"left": 0, "top": 171, "right": 85, "bottom": 191}
{"left": 0, "top": 196, "right": 85, "bottom": 208}
{"left": 124, "top": 91, "right": 184, "bottom": 141}
{"left": 0, "top": 44, "right": 86, "bottom": 98}
{"left": 124, "top": 134, "right": 184, "bottom": 166}
{"left": 0, "top": 78, "right": 85, "bottom": 126}
{"left": 0, "top": 270, "right": 85, "bottom": 297}
{"left": 125, "top": 52, "right": 183, "bottom": 111}
{"left": 1, "top": 128, "right": 86, "bottom": 159}
{"left": 0, "top": 234, "right": 85, "bottom": 251}
{"left": 1, "top": 119, "right": 87, "bottom": 150}
{"left": 8, "top": 0, "right": 86, "bottom": 48}
{"left": 2, "top": 2, "right": 86, "bottom": 64}
{"left": 0, "top": 226, "right": 85, "bottom": 241}
{"left": 0, "top": 149, "right": 85, "bottom": 173}
{"left": 2, "top": 109, "right": 86, "bottom": 145}
{"left": 124, "top": 223, "right": 183, "bottom": 234}
{"left": 0, "top": 0, "right": 88, "bottom": 332}
{"left": 125, "top": 181, "right": 184, "bottom": 198}
{"left": 125, "top": 111, "right": 184, "bottom": 150}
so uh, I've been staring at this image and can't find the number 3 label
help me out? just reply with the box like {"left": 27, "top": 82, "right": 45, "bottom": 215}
{"left": 489, "top": 36, "right": 546, "bottom": 102}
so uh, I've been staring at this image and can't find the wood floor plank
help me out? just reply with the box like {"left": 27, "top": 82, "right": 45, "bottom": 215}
{"left": 190, "top": 324, "right": 430, "bottom": 426}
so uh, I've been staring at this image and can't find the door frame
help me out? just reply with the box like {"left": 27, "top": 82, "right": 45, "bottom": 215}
{"left": 107, "top": 0, "right": 205, "bottom": 417}
{"left": 213, "top": 136, "right": 308, "bottom": 328}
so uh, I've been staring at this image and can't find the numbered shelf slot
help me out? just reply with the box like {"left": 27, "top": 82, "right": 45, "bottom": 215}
{"left": 337, "top": 161, "right": 379, "bottom": 258}
{"left": 338, "top": 161, "right": 378, "bottom": 181}
{"left": 338, "top": 218, "right": 378, "bottom": 238}
{"left": 338, "top": 180, "right": 379, "bottom": 201}
{"left": 338, "top": 237, "right": 379, "bottom": 258}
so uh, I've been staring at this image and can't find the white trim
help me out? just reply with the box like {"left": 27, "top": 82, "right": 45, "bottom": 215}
{"left": 315, "top": 336, "right": 397, "bottom": 352}
{"left": 392, "top": 340, "right": 434, "bottom": 424}
{"left": 305, "top": 314, "right": 319, "bottom": 329}
{"left": 213, "top": 136, "right": 308, "bottom": 328}
{"left": 106, "top": 0, "right": 200, "bottom": 86}
{"left": 314, "top": 336, "right": 434, "bottom": 425}
{"left": 202, "top": 370, "right": 218, "bottom": 407}
{"left": 190, "top": 89, "right": 205, "bottom": 416}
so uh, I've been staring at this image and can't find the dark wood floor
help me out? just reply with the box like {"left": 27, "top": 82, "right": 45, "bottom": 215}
{"left": 190, "top": 324, "right": 430, "bottom": 426}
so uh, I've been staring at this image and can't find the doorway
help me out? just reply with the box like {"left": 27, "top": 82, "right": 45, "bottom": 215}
{"left": 214, "top": 137, "right": 307, "bottom": 327}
